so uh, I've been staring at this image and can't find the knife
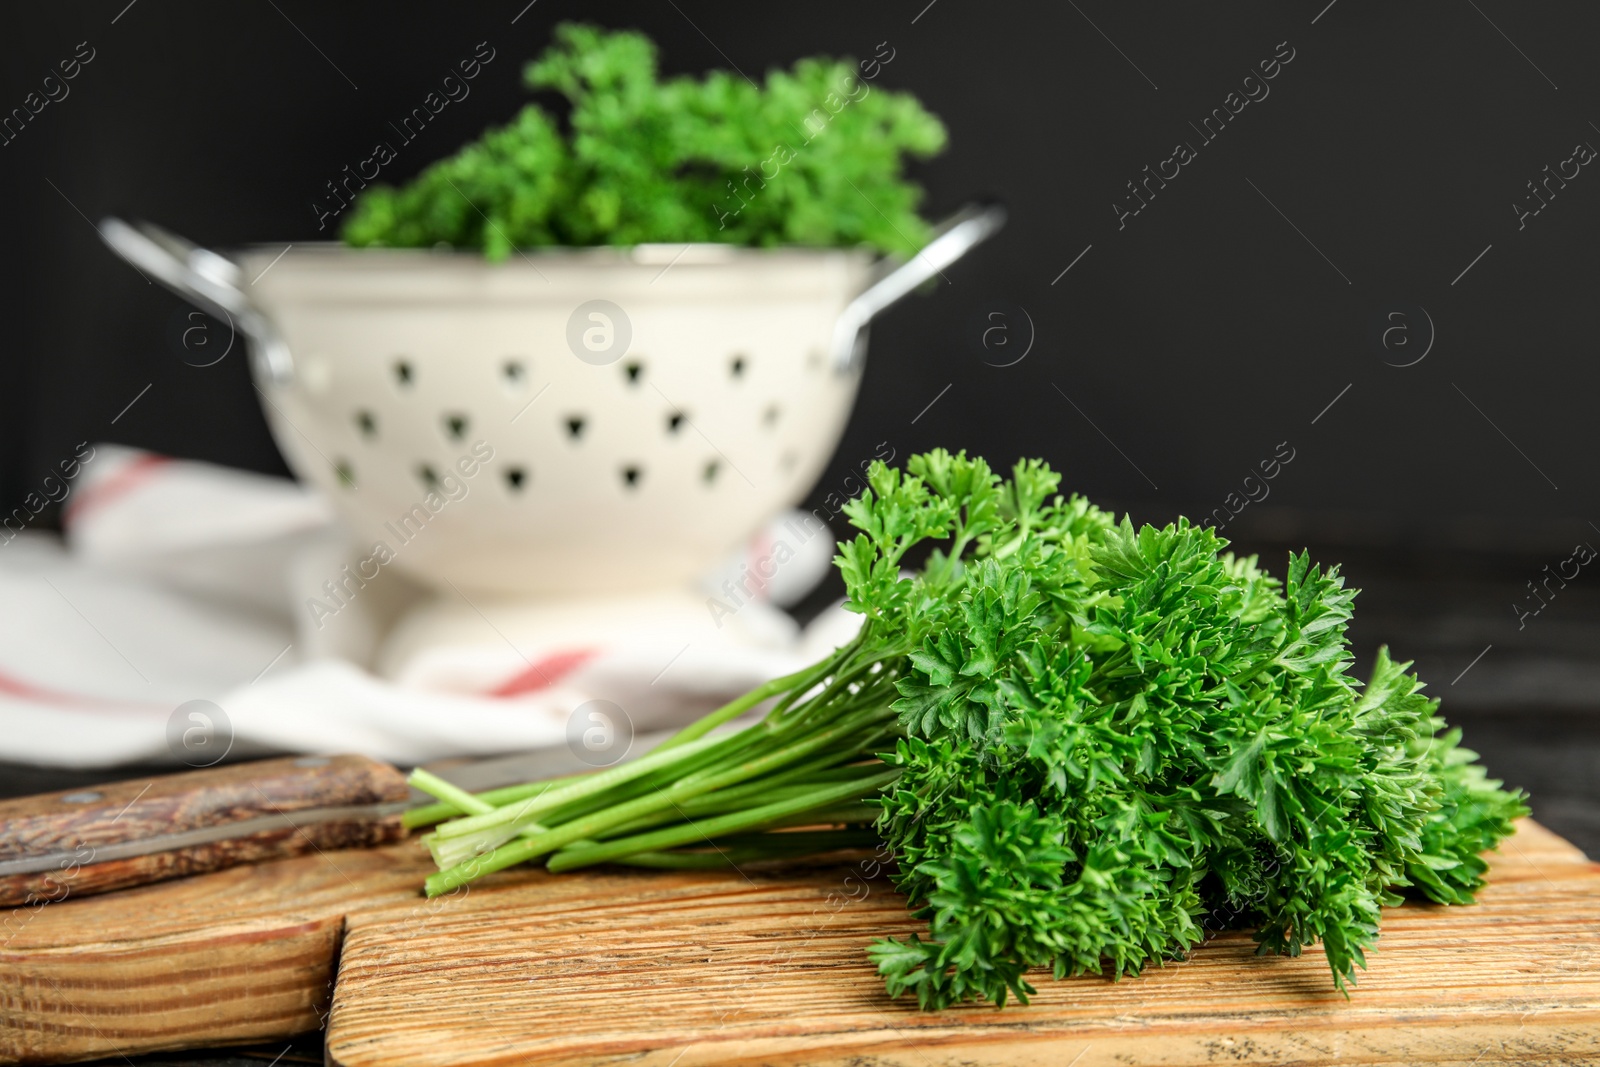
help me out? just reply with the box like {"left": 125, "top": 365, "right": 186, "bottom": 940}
{"left": 0, "top": 734, "right": 679, "bottom": 907}
{"left": 0, "top": 754, "right": 410, "bottom": 907}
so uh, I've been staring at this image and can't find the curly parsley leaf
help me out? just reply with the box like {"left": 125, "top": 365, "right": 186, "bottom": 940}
{"left": 343, "top": 23, "right": 945, "bottom": 257}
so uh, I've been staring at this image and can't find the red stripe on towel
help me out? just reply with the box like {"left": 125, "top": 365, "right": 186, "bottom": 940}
{"left": 485, "top": 648, "right": 599, "bottom": 698}
{"left": 64, "top": 454, "right": 173, "bottom": 530}
{"left": 0, "top": 667, "right": 166, "bottom": 713}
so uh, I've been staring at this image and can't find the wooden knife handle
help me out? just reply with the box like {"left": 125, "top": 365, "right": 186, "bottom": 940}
{"left": 0, "top": 754, "right": 410, "bottom": 907}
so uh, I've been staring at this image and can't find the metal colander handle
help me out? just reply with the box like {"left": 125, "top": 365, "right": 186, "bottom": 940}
{"left": 99, "top": 201, "right": 1007, "bottom": 384}
{"left": 98, "top": 217, "right": 294, "bottom": 387}
{"left": 828, "top": 201, "right": 1007, "bottom": 374}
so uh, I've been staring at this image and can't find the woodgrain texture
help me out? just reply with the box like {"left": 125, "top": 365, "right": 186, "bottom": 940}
{"left": 0, "top": 755, "right": 409, "bottom": 907}
{"left": 0, "top": 815, "right": 406, "bottom": 911}
{"left": 0, "top": 840, "right": 427, "bottom": 1065}
{"left": 323, "top": 819, "right": 1600, "bottom": 1067}
{"left": 0, "top": 820, "right": 1594, "bottom": 1066}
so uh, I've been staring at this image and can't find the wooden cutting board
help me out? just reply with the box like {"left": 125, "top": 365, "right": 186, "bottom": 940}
{"left": 3, "top": 819, "right": 1597, "bottom": 1066}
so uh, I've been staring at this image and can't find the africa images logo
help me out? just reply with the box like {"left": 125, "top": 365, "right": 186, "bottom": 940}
{"left": 1368, "top": 303, "right": 1434, "bottom": 368}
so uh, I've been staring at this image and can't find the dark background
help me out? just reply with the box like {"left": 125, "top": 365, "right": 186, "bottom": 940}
{"left": 3, "top": 2, "right": 1597, "bottom": 857}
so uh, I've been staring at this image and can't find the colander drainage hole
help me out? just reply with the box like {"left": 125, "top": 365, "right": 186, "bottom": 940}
{"left": 762, "top": 404, "right": 780, "bottom": 427}
{"left": 504, "top": 467, "right": 527, "bottom": 492}
{"left": 729, "top": 355, "right": 747, "bottom": 379}
{"left": 666, "top": 411, "right": 686, "bottom": 434}
{"left": 621, "top": 465, "right": 643, "bottom": 489}
{"left": 355, "top": 410, "right": 378, "bottom": 439}
{"left": 502, "top": 360, "right": 527, "bottom": 387}
{"left": 703, "top": 460, "right": 720, "bottom": 484}
{"left": 334, "top": 459, "right": 356, "bottom": 489}
{"left": 393, "top": 360, "right": 414, "bottom": 387}
{"left": 443, "top": 413, "right": 470, "bottom": 441}
{"left": 623, "top": 360, "right": 644, "bottom": 386}
{"left": 416, "top": 463, "right": 440, "bottom": 490}
{"left": 566, "top": 415, "right": 587, "bottom": 440}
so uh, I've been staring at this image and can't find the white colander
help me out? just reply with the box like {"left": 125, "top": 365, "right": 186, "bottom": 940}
{"left": 100, "top": 207, "right": 1002, "bottom": 596}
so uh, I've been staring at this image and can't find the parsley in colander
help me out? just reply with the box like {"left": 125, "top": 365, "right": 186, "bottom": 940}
{"left": 342, "top": 23, "right": 946, "bottom": 259}
{"left": 406, "top": 451, "right": 1527, "bottom": 1010}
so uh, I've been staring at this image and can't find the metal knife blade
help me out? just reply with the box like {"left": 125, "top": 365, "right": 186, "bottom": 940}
{"left": 0, "top": 753, "right": 409, "bottom": 906}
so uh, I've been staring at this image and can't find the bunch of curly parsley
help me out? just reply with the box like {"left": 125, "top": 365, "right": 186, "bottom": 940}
{"left": 342, "top": 23, "right": 946, "bottom": 259}
{"left": 407, "top": 451, "right": 1526, "bottom": 1011}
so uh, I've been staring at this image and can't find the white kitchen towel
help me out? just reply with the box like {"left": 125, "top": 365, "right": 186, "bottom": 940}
{"left": 0, "top": 445, "right": 854, "bottom": 768}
